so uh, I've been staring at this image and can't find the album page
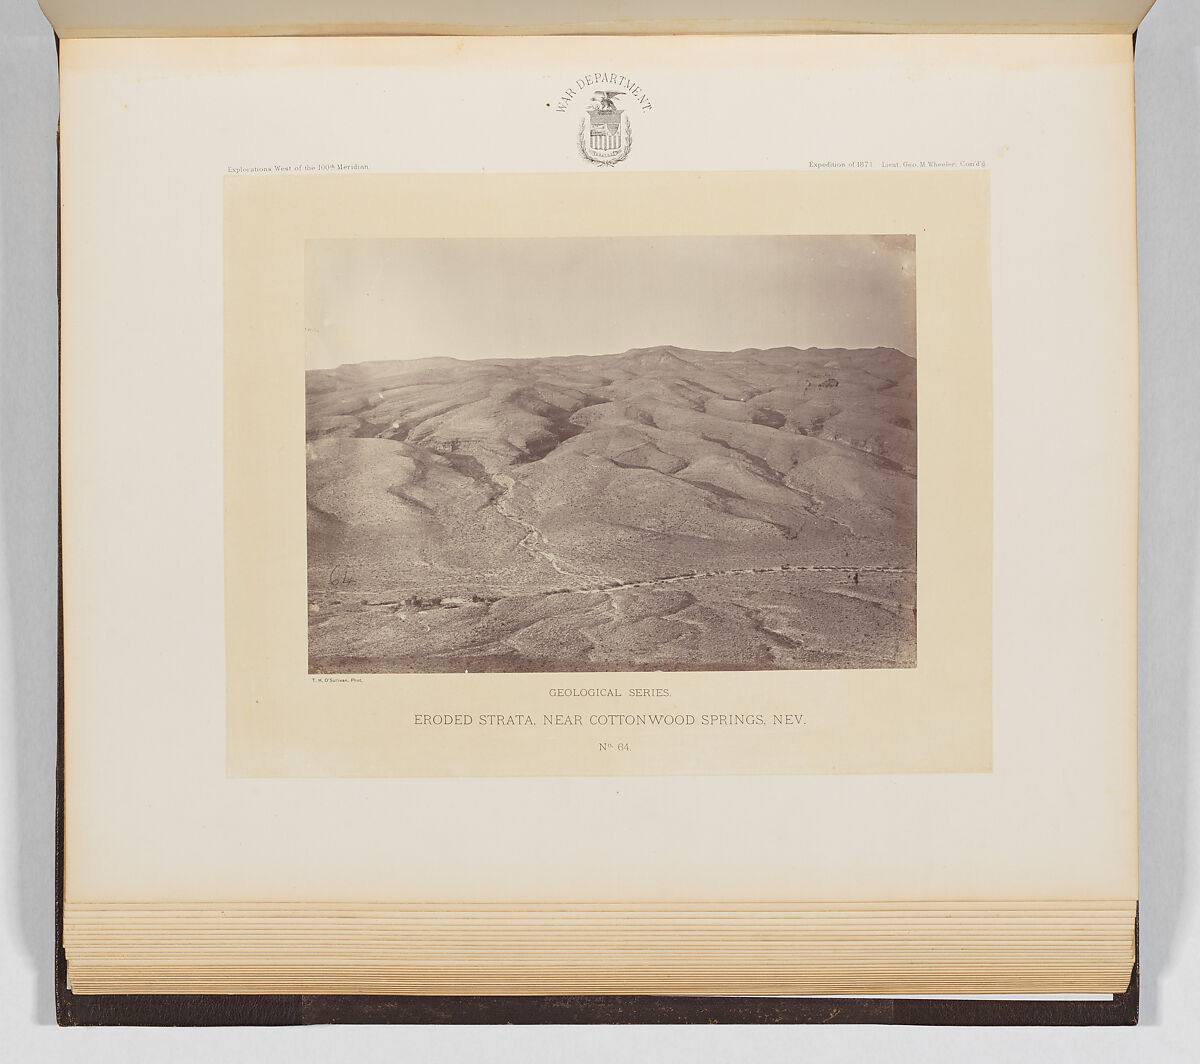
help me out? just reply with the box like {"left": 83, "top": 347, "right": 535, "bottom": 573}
{"left": 60, "top": 33, "right": 1137, "bottom": 910}
{"left": 37, "top": 0, "right": 1159, "bottom": 39}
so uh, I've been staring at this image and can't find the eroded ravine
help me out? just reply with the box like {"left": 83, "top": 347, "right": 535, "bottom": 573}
{"left": 489, "top": 471, "right": 581, "bottom": 581}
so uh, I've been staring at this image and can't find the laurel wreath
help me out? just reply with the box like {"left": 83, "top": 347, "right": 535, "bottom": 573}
{"left": 578, "top": 114, "right": 633, "bottom": 167}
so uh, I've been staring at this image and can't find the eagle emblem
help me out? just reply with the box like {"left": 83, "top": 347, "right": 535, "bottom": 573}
{"left": 579, "top": 90, "right": 633, "bottom": 167}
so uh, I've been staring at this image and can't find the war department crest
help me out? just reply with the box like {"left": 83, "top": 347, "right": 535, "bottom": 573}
{"left": 579, "top": 90, "right": 632, "bottom": 167}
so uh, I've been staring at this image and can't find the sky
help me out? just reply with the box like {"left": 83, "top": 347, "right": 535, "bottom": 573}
{"left": 305, "top": 234, "right": 916, "bottom": 370}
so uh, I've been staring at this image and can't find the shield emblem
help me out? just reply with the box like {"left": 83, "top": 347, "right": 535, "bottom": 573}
{"left": 579, "top": 91, "right": 633, "bottom": 166}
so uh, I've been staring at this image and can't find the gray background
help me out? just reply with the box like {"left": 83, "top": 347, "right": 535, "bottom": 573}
{"left": 2, "top": 0, "right": 1196, "bottom": 1057}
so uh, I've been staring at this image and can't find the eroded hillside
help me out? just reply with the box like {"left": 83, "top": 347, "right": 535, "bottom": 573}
{"left": 306, "top": 345, "right": 916, "bottom": 672}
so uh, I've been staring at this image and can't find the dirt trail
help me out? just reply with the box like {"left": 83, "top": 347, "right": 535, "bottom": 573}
{"left": 397, "top": 610, "right": 432, "bottom": 633}
{"left": 552, "top": 563, "right": 912, "bottom": 599}
{"left": 329, "top": 562, "right": 913, "bottom": 610}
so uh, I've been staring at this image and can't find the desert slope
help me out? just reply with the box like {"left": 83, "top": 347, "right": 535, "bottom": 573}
{"left": 306, "top": 345, "right": 916, "bottom": 672}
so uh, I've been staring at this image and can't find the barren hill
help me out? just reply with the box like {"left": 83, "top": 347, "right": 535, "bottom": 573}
{"left": 306, "top": 345, "right": 916, "bottom": 672}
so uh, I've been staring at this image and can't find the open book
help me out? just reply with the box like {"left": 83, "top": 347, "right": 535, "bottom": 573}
{"left": 51, "top": 0, "right": 1147, "bottom": 1024}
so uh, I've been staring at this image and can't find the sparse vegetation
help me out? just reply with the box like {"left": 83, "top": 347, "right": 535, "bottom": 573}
{"left": 307, "top": 344, "right": 915, "bottom": 672}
